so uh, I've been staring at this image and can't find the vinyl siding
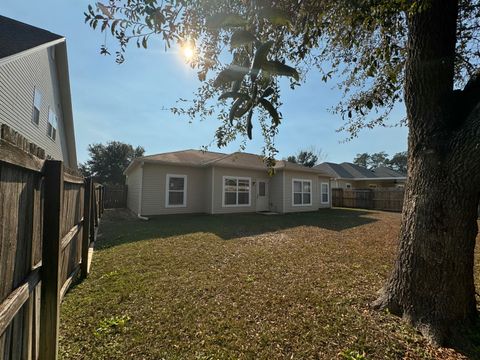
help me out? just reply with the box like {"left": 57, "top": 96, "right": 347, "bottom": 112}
{"left": 206, "top": 167, "right": 213, "bottom": 213}
{"left": 332, "top": 179, "right": 404, "bottom": 189}
{"left": 351, "top": 180, "right": 403, "bottom": 188}
{"left": 283, "top": 171, "right": 331, "bottom": 213}
{"left": 212, "top": 166, "right": 269, "bottom": 214}
{"left": 141, "top": 164, "right": 208, "bottom": 216}
{"left": 269, "top": 169, "right": 284, "bottom": 213}
{"left": 126, "top": 164, "right": 142, "bottom": 214}
{"left": 0, "top": 46, "right": 70, "bottom": 165}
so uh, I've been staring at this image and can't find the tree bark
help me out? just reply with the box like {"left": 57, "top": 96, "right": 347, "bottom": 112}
{"left": 373, "top": 0, "right": 480, "bottom": 345}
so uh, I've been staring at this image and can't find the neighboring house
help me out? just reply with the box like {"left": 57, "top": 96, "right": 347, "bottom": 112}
{"left": 315, "top": 162, "right": 406, "bottom": 189}
{"left": 0, "top": 15, "right": 77, "bottom": 168}
{"left": 124, "top": 150, "right": 333, "bottom": 216}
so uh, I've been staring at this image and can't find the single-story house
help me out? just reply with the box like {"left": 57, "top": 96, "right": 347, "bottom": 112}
{"left": 124, "top": 150, "right": 333, "bottom": 216}
{"left": 0, "top": 15, "right": 77, "bottom": 168}
{"left": 314, "top": 162, "right": 406, "bottom": 189}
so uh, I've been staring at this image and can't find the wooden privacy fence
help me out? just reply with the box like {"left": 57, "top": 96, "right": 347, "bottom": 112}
{"left": 103, "top": 184, "right": 127, "bottom": 209}
{"left": 332, "top": 188, "right": 405, "bottom": 212}
{"left": 0, "top": 136, "right": 103, "bottom": 359}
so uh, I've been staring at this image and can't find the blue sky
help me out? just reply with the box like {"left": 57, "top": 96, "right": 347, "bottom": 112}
{"left": 2, "top": 0, "right": 408, "bottom": 164}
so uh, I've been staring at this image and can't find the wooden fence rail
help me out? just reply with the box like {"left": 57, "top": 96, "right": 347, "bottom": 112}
{"left": 0, "top": 136, "right": 103, "bottom": 359}
{"left": 332, "top": 188, "right": 405, "bottom": 212}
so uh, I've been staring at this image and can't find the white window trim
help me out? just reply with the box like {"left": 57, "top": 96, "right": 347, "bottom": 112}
{"left": 292, "top": 178, "right": 312, "bottom": 207}
{"left": 32, "top": 87, "right": 41, "bottom": 126}
{"left": 321, "top": 182, "right": 330, "bottom": 204}
{"left": 165, "top": 174, "right": 187, "bottom": 208}
{"left": 222, "top": 176, "right": 251, "bottom": 207}
{"left": 47, "top": 107, "right": 57, "bottom": 141}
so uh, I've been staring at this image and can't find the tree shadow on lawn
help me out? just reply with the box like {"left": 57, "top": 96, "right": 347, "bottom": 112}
{"left": 95, "top": 208, "right": 379, "bottom": 250}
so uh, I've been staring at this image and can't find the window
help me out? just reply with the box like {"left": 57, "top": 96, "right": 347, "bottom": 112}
{"left": 223, "top": 177, "right": 250, "bottom": 206}
{"left": 368, "top": 184, "right": 378, "bottom": 188}
{"left": 321, "top": 182, "right": 329, "bottom": 204}
{"left": 166, "top": 174, "right": 187, "bottom": 207}
{"left": 32, "top": 88, "right": 42, "bottom": 125}
{"left": 259, "top": 181, "right": 266, "bottom": 196}
{"left": 47, "top": 108, "right": 57, "bottom": 140}
{"left": 345, "top": 183, "right": 352, "bottom": 189}
{"left": 292, "top": 179, "right": 312, "bottom": 206}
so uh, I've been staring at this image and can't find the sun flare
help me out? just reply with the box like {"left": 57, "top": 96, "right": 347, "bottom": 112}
{"left": 181, "top": 43, "right": 196, "bottom": 62}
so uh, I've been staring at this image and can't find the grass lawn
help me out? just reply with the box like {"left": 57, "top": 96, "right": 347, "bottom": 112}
{"left": 59, "top": 209, "right": 479, "bottom": 359}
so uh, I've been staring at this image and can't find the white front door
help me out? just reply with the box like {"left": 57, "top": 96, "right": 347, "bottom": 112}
{"left": 256, "top": 180, "right": 269, "bottom": 211}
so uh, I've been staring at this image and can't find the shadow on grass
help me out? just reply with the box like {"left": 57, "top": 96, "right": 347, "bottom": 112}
{"left": 95, "top": 208, "right": 379, "bottom": 250}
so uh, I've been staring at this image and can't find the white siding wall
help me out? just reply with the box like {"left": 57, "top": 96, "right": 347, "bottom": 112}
{"left": 0, "top": 47, "right": 70, "bottom": 165}
{"left": 141, "top": 164, "right": 208, "bottom": 216}
{"left": 283, "top": 171, "right": 331, "bottom": 213}
{"left": 126, "top": 164, "right": 142, "bottom": 214}
{"left": 269, "top": 169, "right": 284, "bottom": 213}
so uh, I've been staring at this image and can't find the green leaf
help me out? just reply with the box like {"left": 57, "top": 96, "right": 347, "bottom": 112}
{"left": 229, "top": 95, "right": 252, "bottom": 124}
{"left": 97, "top": 2, "right": 112, "bottom": 18}
{"left": 218, "top": 92, "right": 250, "bottom": 102}
{"left": 206, "top": 13, "right": 248, "bottom": 29}
{"left": 230, "top": 30, "right": 257, "bottom": 48}
{"left": 259, "top": 8, "right": 291, "bottom": 26}
{"left": 261, "top": 87, "right": 275, "bottom": 98}
{"left": 229, "top": 97, "right": 244, "bottom": 124}
{"left": 234, "top": 98, "right": 253, "bottom": 118}
{"left": 251, "top": 41, "right": 274, "bottom": 81}
{"left": 142, "top": 37, "right": 148, "bottom": 49}
{"left": 366, "top": 100, "right": 373, "bottom": 109}
{"left": 231, "top": 80, "right": 241, "bottom": 92}
{"left": 246, "top": 109, "right": 253, "bottom": 140}
{"left": 213, "top": 65, "right": 249, "bottom": 87}
{"left": 261, "top": 61, "right": 299, "bottom": 81}
{"left": 259, "top": 98, "right": 280, "bottom": 126}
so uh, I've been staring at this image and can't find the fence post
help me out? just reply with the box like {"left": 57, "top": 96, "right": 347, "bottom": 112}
{"left": 81, "top": 177, "right": 92, "bottom": 279}
{"left": 39, "top": 160, "right": 63, "bottom": 360}
{"left": 94, "top": 185, "right": 99, "bottom": 227}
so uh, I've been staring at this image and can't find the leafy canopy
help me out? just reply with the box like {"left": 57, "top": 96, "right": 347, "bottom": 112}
{"left": 353, "top": 151, "right": 407, "bottom": 173}
{"left": 85, "top": 0, "right": 480, "bottom": 160}
{"left": 286, "top": 147, "right": 326, "bottom": 167}
{"left": 80, "top": 141, "right": 145, "bottom": 184}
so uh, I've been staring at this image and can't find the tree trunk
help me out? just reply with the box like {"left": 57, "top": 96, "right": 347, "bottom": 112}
{"left": 373, "top": 0, "right": 480, "bottom": 345}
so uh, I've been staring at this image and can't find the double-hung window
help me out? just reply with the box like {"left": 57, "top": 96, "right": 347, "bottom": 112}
{"left": 292, "top": 179, "right": 312, "bottom": 206}
{"left": 321, "top": 182, "right": 330, "bottom": 204}
{"left": 166, "top": 174, "right": 187, "bottom": 207}
{"left": 47, "top": 108, "right": 57, "bottom": 140}
{"left": 223, "top": 177, "right": 250, "bottom": 206}
{"left": 32, "top": 88, "right": 42, "bottom": 125}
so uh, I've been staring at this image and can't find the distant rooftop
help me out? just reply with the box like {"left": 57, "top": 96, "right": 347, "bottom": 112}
{"left": 315, "top": 162, "right": 406, "bottom": 179}
{"left": 0, "top": 15, "right": 63, "bottom": 60}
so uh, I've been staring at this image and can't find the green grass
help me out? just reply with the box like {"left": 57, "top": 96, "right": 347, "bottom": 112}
{"left": 59, "top": 209, "right": 476, "bottom": 359}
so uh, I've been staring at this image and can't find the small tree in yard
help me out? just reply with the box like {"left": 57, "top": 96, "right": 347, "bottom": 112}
{"left": 81, "top": 141, "right": 145, "bottom": 184}
{"left": 86, "top": 0, "right": 480, "bottom": 345}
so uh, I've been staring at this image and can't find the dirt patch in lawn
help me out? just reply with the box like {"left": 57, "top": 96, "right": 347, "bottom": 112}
{"left": 59, "top": 209, "right": 479, "bottom": 359}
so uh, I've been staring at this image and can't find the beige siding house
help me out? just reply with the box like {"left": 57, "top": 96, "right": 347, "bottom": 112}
{"left": 315, "top": 162, "right": 406, "bottom": 189}
{"left": 0, "top": 16, "right": 77, "bottom": 168}
{"left": 125, "top": 150, "right": 332, "bottom": 216}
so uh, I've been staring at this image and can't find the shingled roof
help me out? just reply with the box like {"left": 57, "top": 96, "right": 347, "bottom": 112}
{"left": 314, "top": 162, "right": 406, "bottom": 179}
{"left": 125, "top": 149, "right": 331, "bottom": 176}
{"left": 0, "top": 15, "right": 64, "bottom": 60}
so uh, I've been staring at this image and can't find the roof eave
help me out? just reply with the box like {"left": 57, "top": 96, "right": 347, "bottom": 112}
{"left": 0, "top": 37, "right": 65, "bottom": 66}
{"left": 55, "top": 42, "right": 77, "bottom": 168}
